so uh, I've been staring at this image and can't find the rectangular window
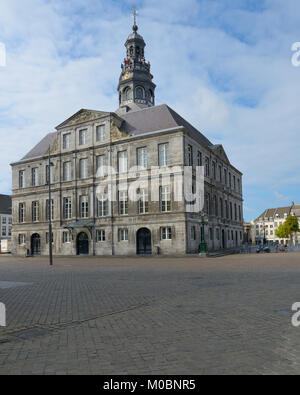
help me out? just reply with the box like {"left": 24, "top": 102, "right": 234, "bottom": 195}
{"left": 79, "top": 158, "right": 88, "bottom": 179}
{"left": 224, "top": 169, "right": 228, "bottom": 186}
{"left": 205, "top": 157, "right": 210, "bottom": 177}
{"left": 80, "top": 196, "right": 89, "bottom": 218}
{"left": 96, "top": 155, "right": 106, "bottom": 177}
{"left": 31, "top": 168, "right": 38, "bottom": 187}
{"left": 118, "top": 151, "right": 128, "bottom": 173}
{"left": 233, "top": 175, "right": 236, "bottom": 190}
{"left": 212, "top": 162, "right": 216, "bottom": 179}
{"left": 119, "top": 191, "right": 128, "bottom": 215}
{"left": 161, "top": 227, "right": 172, "bottom": 240}
{"left": 18, "top": 234, "right": 26, "bottom": 245}
{"left": 79, "top": 129, "right": 88, "bottom": 145}
{"left": 46, "top": 232, "right": 53, "bottom": 244}
{"left": 8, "top": 217, "right": 12, "bottom": 225}
{"left": 2, "top": 226, "right": 6, "bottom": 236}
{"left": 96, "top": 229, "right": 106, "bottom": 242}
{"left": 46, "top": 199, "right": 54, "bottom": 221}
{"left": 138, "top": 188, "right": 149, "bottom": 214}
{"left": 229, "top": 173, "right": 232, "bottom": 188}
{"left": 238, "top": 205, "right": 242, "bottom": 221}
{"left": 19, "top": 203, "right": 25, "bottom": 223}
{"left": 63, "top": 161, "right": 72, "bottom": 181}
{"left": 159, "top": 143, "right": 170, "bottom": 167}
{"left": 97, "top": 195, "right": 107, "bottom": 217}
{"left": 62, "top": 133, "right": 71, "bottom": 149}
{"left": 2, "top": 217, "right": 6, "bottom": 224}
{"left": 160, "top": 186, "right": 171, "bottom": 212}
{"left": 19, "top": 170, "right": 25, "bottom": 188}
{"left": 96, "top": 125, "right": 106, "bottom": 142}
{"left": 187, "top": 145, "right": 193, "bottom": 166}
{"left": 137, "top": 147, "right": 148, "bottom": 169}
{"left": 216, "top": 228, "right": 220, "bottom": 241}
{"left": 234, "top": 203, "right": 237, "bottom": 221}
{"left": 197, "top": 151, "right": 202, "bottom": 166}
{"left": 46, "top": 165, "right": 54, "bottom": 184}
{"left": 63, "top": 232, "right": 71, "bottom": 243}
{"left": 118, "top": 228, "right": 128, "bottom": 241}
{"left": 32, "top": 202, "right": 39, "bottom": 222}
{"left": 191, "top": 226, "right": 196, "bottom": 240}
{"left": 63, "top": 197, "right": 72, "bottom": 219}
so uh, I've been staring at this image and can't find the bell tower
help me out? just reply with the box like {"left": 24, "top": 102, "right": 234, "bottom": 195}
{"left": 118, "top": 7, "right": 156, "bottom": 109}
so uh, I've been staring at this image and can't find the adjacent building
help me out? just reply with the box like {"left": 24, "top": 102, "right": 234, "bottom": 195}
{"left": 10, "top": 18, "right": 243, "bottom": 256}
{"left": 252, "top": 203, "right": 300, "bottom": 245}
{"left": 0, "top": 194, "right": 12, "bottom": 252}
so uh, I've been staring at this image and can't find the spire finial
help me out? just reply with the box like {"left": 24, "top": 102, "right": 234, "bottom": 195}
{"left": 132, "top": 5, "right": 138, "bottom": 32}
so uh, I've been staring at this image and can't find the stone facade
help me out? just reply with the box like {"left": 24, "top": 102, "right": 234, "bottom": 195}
{"left": 252, "top": 204, "right": 300, "bottom": 245}
{"left": 10, "top": 20, "right": 243, "bottom": 257}
{"left": 0, "top": 194, "right": 12, "bottom": 251}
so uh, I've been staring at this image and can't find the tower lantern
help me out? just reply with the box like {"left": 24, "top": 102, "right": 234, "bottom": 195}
{"left": 118, "top": 7, "right": 156, "bottom": 109}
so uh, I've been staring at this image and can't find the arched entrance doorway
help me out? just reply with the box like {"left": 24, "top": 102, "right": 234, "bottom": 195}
{"left": 77, "top": 232, "right": 89, "bottom": 255}
{"left": 31, "top": 234, "right": 41, "bottom": 256}
{"left": 137, "top": 228, "right": 152, "bottom": 255}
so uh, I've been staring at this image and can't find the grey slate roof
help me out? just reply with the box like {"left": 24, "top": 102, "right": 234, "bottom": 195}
{"left": 0, "top": 194, "right": 12, "bottom": 215}
{"left": 120, "top": 104, "right": 213, "bottom": 148}
{"left": 21, "top": 132, "right": 57, "bottom": 161}
{"left": 255, "top": 206, "right": 293, "bottom": 221}
{"left": 17, "top": 104, "right": 218, "bottom": 163}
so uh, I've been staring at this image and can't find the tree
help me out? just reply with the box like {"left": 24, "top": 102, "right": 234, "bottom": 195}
{"left": 275, "top": 223, "right": 289, "bottom": 239}
{"left": 284, "top": 215, "right": 300, "bottom": 244}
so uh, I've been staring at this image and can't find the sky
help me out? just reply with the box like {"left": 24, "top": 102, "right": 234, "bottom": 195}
{"left": 0, "top": 0, "right": 299, "bottom": 221}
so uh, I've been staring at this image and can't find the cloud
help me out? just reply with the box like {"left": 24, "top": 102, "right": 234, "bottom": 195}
{"left": 0, "top": 0, "right": 299, "bottom": 223}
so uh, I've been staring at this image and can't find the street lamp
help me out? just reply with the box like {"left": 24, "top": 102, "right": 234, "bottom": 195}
{"left": 47, "top": 147, "right": 54, "bottom": 266}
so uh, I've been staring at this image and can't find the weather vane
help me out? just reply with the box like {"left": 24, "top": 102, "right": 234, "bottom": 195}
{"left": 132, "top": 5, "right": 138, "bottom": 26}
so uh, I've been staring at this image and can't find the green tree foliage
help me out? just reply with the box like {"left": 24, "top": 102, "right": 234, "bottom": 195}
{"left": 275, "top": 216, "right": 299, "bottom": 241}
{"left": 275, "top": 223, "right": 289, "bottom": 239}
{"left": 284, "top": 215, "right": 300, "bottom": 235}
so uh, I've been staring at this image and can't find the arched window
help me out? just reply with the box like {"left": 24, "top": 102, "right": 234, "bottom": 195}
{"left": 149, "top": 89, "right": 154, "bottom": 104}
{"left": 129, "top": 46, "right": 133, "bottom": 56}
{"left": 124, "top": 87, "right": 132, "bottom": 101}
{"left": 136, "top": 87, "right": 144, "bottom": 99}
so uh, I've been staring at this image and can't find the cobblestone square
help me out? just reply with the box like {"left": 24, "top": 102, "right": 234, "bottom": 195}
{"left": 1, "top": 253, "right": 300, "bottom": 375}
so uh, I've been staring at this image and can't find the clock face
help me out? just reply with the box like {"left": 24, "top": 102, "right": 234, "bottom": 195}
{"left": 123, "top": 72, "right": 131, "bottom": 80}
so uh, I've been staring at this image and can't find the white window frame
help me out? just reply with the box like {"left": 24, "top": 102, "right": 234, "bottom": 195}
{"left": 79, "top": 129, "right": 88, "bottom": 146}
{"left": 96, "top": 229, "right": 106, "bottom": 242}
{"left": 79, "top": 158, "right": 88, "bottom": 179}
{"left": 118, "top": 151, "right": 128, "bottom": 174}
{"left": 63, "top": 161, "right": 72, "bottom": 182}
{"left": 96, "top": 125, "right": 106, "bottom": 142}
{"left": 118, "top": 228, "right": 128, "bottom": 242}
{"left": 80, "top": 196, "right": 89, "bottom": 219}
{"left": 62, "top": 133, "right": 71, "bottom": 149}
{"left": 161, "top": 227, "right": 172, "bottom": 240}
{"left": 96, "top": 155, "right": 106, "bottom": 177}
{"left": 160, "top": 185, "right": 171, "bottom": 212}
{"left": 63, "top": 197, "right": 72, "bottom": 219}
{"left": 159, "top": 143, "right": 170, "bottom": 167}
{"left": 137, "top": 147, "right": 148, "bottom": 169}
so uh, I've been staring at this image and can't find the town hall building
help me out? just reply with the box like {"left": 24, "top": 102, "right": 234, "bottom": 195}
{"left": 11, "top": 16, "right": 243, "bottom": 256}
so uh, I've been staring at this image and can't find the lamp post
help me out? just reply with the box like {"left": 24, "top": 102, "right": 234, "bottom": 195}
{"left": 47, "top": 147, "right": 54, "bottom": 266}
{"left": 199, "top": 213, "right": 208, "bottom": 254}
